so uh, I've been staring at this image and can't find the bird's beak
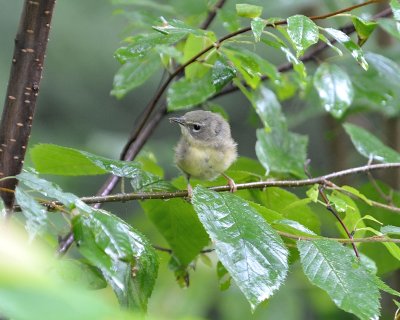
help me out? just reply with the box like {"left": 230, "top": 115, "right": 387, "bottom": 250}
{"left": 169, "top": 117, "right": 186, "bottom": 125}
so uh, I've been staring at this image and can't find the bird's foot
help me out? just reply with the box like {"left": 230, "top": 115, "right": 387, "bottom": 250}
{"left": 222, "top": 173, "right": 237, "bottom": 193}
{"left": 187, "top": 183, "right": 193, "bottom": 200}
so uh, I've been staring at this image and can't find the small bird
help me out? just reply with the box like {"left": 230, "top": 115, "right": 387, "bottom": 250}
{"left": 170, "top": 110, "right": 238, "bottom": 198}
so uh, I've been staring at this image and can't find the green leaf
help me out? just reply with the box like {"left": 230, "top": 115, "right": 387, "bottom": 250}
{"left": 374, "top": 276, "right": 400, "bottom": 298}
{"left": 298, "top": 239, "right": 380, "bottom": 320}
{"left": 352, "top": 16, "right": 377, "bottom": 46}
{"left": 167, "top": 73, "right": 216, "bottom": 111}
{"left": 55, "top": 259, "right": 107, "bottom": 290}
{"left": 192, "top": 186, "right": 288, "bottom": 311}
{"left": 31, "top": 144, "right": 107, "bottom": 175}
{"left": 341, "top": 185, "right": 372, "bottom": 205}
{"left": 329, "top": 191, "right": 365, "bottom": 238}
{"left": 31, "top": 144, "right": 142, "bottom": 178}
{"left": 344, "top": 123, "right": 400, "bottom": 163}
{"left": 391, "top": 0, "right": 400, "bottom": 21}
{"left": 183, "top": 33, "right": 216, "bottom": 79}
{"left": 140, "top": 199, "right": 209, "bottom": 266}
{"left": 211, "top": 60, "right": 236, "bottom": 92}
{"left": 251, "top": 18, "right": 266, "bottom": 42}
{"left": 255, "top": 88, "right": 308, "bottom": 178}
{"left": 256, "top": 127, "right": 308, "bottom": 178}
{"left": 381, "top": 225, "right": 400, "bottom": 235}
{"left": 360, "top": 226, "right": 400, "bottom": 262}
{"left": 222, "top": 47, "right": 261, "bottom": 89}
{"left": 279, "top": 46, "right": 307, "bottom": 83}
{"left": 218, "top": 6, "right": 241, "bottom": 32}
{"left": 223, "top": 46, "right": 282, "bottom": 89}
{"left": 236, "top": 3, "right": 263, "bottom": 18}
{"left": 217, "top": 261, "right": 232, "bottom": 291}
{"left": 322, "top": 27, "right": 368, "bottom": 70}
{"left": 259, "top": 187, "right": 320, "bottom": 233}
{"left": 313, "top": 63, "right": 354, "bottom": 118}
{"left": 273, "top": 219, "right": 317, "bottom": 237}
{"left": 152, "top": 18, "right": 206, "bottom": 37}
{"left": 318, "top": 33, "right": 343, "bottom": 56}
{"left": 306, "top": 184, "right": 319, "bottom": 202}
{"left": 114, "top": 32, "right": 185, "bottom": 63}
{"left": 111, "top": 52, "right": 161, "bottom": 99}
{"left": 73, "top": 210, "right": 158, "bottom": 312}
{"left": 15, "top": 187, "right": 47, "bottom": 240}
{"left": 350, "top": 52, "right": 400, "bottom": 116}
{"left": 377, "top": 18, "right": 400, "bottom": 40}
{"left": 287, "top": 15, "right": 319, "bottom": 57}
{"left": 17, "top": 172, "right": 91, "bottom": 211}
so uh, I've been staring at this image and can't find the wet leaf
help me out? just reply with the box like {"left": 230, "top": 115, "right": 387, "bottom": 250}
{"left": 73, "top": 210, "right": 158, "bottom": 312}
{"left": 114, "top": 32, "right": 185, "bottom": 64}
{"left": 211, "top": 60, "right": 236, "bottom": 92}
{"left": 167, "top": 73, "right": 216, "bottom": 110}
{"left": 31, "top": 144, "right": 142, "bottom": 178}
{"left": 328, "top": 191, "right": 366, "bottom": 238}
{"left": 140, "top": 199, "right": 209, "bottom": 266}
{"left": 313, "top": 63, "right": 354, "bottom": 118}
{"left": 15, "top": 187, "right": 47, "bottom": 240}
{"left": 344, "top": 123, "right": 400, "bottom": 163}
{"left": 251, "top": 18, "right": 266, "bottom": 42}
{"left": 236, "top": 3, "right": 263, "bottom": 18}
{"left": 153, "top": 18, "right": 206, "bottom": 37}
{"left": 183, "top": 33, "right": 216, "bottom": 79}
{"left": 322, "top": 27, "right": 368, "bottom": 70}
{"left": 381, "top": 225, "right": 400, "bottom": 235}
{"left": 341, "top": 185, "right": 372, "bottom": 205}
{"left": 352, "top": 16, "right": 377, "bottom": 46}
{"left": 287, "top": 15, "right": 319, "bottom": 57}
{"left": 255, "top": 88, "right": 308, "bottom": 178}
{"left": 259, "top": 187, "right": 320, "bottom": 233}
{"left": 298, "top": 239, "right": 380, "bottom": 320}
{"left": 350, "top": 52, "right": 400, "bottom": 116}
{"left": 378, "top": 18, "right": 400, "bottom": 40}
{"left": 391, "top": 0, "right": 400, "bottom": 21}
{"left": 17, "top": 172, "right": 91, "bottom": 211}
{"left": 111, "top": 52, "right": 161, "bottom": 99}
{"left": 192, "top": 186, "right": 288, "bottom": 311}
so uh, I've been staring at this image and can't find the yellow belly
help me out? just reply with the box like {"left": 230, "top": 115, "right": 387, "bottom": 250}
{"left": 176, "top": 144, "right": 236, "bottom": 180}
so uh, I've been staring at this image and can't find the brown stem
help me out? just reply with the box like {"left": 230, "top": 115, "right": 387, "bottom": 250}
{"left": 0, "top": 0, "right": 56, "bottom": 210}
{"left": 41, "top": 162, "right": 400, "bottom": 207}
{"left": 278, "top": 231, "right": 400, "bottom": 244}
{"left": 318, "top": 185, "right": 360, "bottom": 258}
{"left": 199, "top": 0, "right": 226, "bottom": 30}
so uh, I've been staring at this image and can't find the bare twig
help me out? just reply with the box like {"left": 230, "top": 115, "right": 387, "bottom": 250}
{"left": 304, "top": 161, "right": 359, "bottom": 258}
{"left": 44, "top": 162, "right": 400, "bottom": 207}
{"left": 0, "top": 0, "right": 56, "bottom": 210}
{"left": 200, "top": 0, "right": 226, "bottom": 30}
{"left": 278, "top": 231, "right": 400, "bottom": 244}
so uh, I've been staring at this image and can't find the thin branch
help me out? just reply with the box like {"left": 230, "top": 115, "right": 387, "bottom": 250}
{"left": 44, "top": 162, "right": 400, "bottom": 207}
{"left": 0, "top": 0, "right": 56, "bottom": 210}
{"left": 304, "top": 161, "right": 359, "bottom": 258}
{"left": 200, "top": 0, "right": 226, "bottom": 30}
{"left": 278, "top": 231, "right": 400, "bottom": 244}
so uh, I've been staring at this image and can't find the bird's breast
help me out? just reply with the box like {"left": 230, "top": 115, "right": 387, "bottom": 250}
{"left": 175, "top": 140, "right": 236, "bottom": 180}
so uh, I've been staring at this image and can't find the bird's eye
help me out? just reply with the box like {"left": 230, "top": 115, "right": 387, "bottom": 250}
{"left": 193, "top": 124, "right": 201, "bottom": 132}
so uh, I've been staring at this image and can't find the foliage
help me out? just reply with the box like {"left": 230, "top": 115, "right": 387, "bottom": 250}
{"left": 2, "top": 0, "right": 400, "bottom": 320}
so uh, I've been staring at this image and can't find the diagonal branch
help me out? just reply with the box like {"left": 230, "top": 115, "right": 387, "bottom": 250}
{"left": 0, "top": 0, "right": 56, "bottom": 210}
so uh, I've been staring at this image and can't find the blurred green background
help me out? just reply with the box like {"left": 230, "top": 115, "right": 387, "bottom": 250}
{"left": 1, "top": 1, "right": 399, "bottom": 319}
